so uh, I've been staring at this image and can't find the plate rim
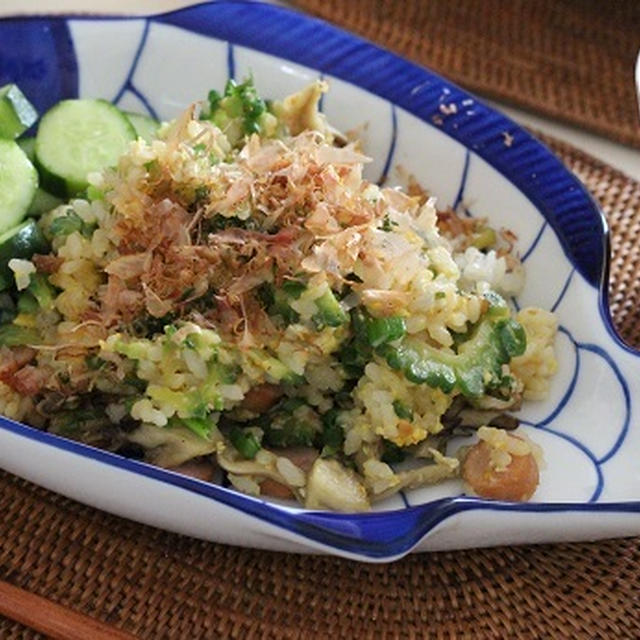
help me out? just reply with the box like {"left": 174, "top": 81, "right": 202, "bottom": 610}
{"left": 1, "top": 0, "right": 638, "bottom": 560}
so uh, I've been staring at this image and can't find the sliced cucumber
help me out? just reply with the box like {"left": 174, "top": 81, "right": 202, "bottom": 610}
{"left": 18, "top": 137, "right": 61, "bottom": 216}
{"left": 0, "top": 219, "right": 49, "bottom": 289}
{"left": 0, "top": 139, "right": 38, "bottom": 234}
{"left": 125, "top": 111, "right": 160, "bottom": 143}
{"left": 35, "top": 99, "right": 136, "bottom": 196}
{"left": 17, "top": 136, "right": 36, "bottom": 162}
{"left": 27, "top": 188, "right": 63, "bottom": 217}
{"left": 0, "top": 84, "right": 38, "bottom": 140}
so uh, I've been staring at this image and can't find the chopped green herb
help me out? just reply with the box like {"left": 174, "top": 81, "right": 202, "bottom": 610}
{"left": 229, "top": 426, "right": 261, "bottom": 459}
{"left": 86, "top": 185, "right": 104, "bottom": 201}
{"left": 380, "top": 214, "right": 397, "bottom": 232}
{"left": 392, "top": 399, "right": 414, "bottom": 421}
{"left": 49, "top": 211, "right": 84, "bottom": 236}
{"left": 181, "top": 416, "right": 214, "bottom": 440}
{"left": 364, "top": 315, "right": 406, "bottom": 348}
{"left": 320, "top": 409, "right": 344, "bottom": 457}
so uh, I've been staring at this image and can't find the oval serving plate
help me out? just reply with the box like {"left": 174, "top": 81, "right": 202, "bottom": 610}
{"left": 0, "top": 1, "right": 638, "bottom": 561}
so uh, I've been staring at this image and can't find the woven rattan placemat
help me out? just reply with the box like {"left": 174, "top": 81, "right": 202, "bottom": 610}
{"left": 292, "top": 0, "right": 640, "bottom": 149}
{"left": 0, "top": 135, "right": 638, "bottom": 639}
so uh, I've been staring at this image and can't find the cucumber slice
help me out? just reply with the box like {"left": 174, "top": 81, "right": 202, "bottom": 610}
{"left": 27, "top": 188, "right": 63, "bottom": 217}
{"left": 0, "top": 139, "right": 38, "bottom": 234}
{"left": 17, "top": 136, "right": 36, "bottom": 162}
{"left": 125, "top": 111, "right": 160, "bottom": 143}
{"left": 19, "top": 137, "right": 62, "bottom": 216}
{"left": 35, "top": 99, "right": 136, "bottom": 196}
{"left": 0, "top": 219, "right": 49, "bottom": 289}
{"left": 0, "top": 84, "right": 38, "bottom": 140}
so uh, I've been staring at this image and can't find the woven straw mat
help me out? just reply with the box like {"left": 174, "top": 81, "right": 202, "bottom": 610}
{"left": 292, "top": 0, "right": 640, "bottom": 148}
{"left": 0, "top": 135, "right": 638, "bottom": 638}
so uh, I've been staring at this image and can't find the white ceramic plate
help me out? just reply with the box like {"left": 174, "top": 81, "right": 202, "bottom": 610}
{"left": 0, "top": 2, "right": 638, "bottom": 561}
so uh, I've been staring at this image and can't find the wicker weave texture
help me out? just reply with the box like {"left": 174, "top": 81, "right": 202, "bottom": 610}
{"left": 0, "top": 137, "right": 639, "bottom": 638}
{"left": 292, "top": 0, "right": 640, "bottom": 149}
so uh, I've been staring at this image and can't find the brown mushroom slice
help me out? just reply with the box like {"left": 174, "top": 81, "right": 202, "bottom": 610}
{"left": 271, "top": 80, "right": 331, "bottom": 138}
{"left": 128, "top": 422, "right": 221, "bottom": 468}
{"left": 372, "top": 451, "right": 460, "bottom": 502}
{"left": 305, "top": 458, "right": 369, "bottom": 512}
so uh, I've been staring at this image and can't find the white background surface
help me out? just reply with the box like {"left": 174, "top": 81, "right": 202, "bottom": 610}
{"left": 1, "top": 0, "right": 638, "bottom": 180}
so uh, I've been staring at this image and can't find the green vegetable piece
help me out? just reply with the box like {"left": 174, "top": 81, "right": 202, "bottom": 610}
{"left": 207, "top": 89, "right": 222, "bottom": 113}
{"left": 27, "top": 273, "right": 56, "bottom": 310}
{"left": 182, "top": 416, "right": 215, "bottom": 440}
{"left": 392, "top": 399, "right": 413, "bottom": 421}
{"left": 262, "top": 399, "right": 320, "bottom": 448}
{"left": 365, "top": 315, "right": 406, "bottom": 348}
{"left": 17, "top": 291, "right": 38, "bottom": 314}
{"left": 339, "top": 307, "right": 374, "bottom": 377}
{"left": 49, "top": 211, "right": 84, "bottom": 237}
{"left": 17, "top": 136, "right": 36, "bottom": 161}
{"left": 471, "top": 227, "right": 497, "bottom": 250}
{"left": 0, "top": 84, "right": 38, "bottom": 139}
{"left": 0, "top": 139, "right": 39, "bottom": 234}
{"left": 271, "top": 290, "right": 300, "bottom": 325}
{"left": 27, "top": 188, "right": 63, "bottom": 218}
{"left": 381, "top": 440, "right": 406, "bottom": 464}
{"left": 314, "top": 289, "right": 348, "bottom": 328}
{"left": 207, "top": 77, "right": 268, "bottom": 145}
{"left": 86, "top": 185, "right": 104, "bottom": 202}
{"left": 265, "top": 417, "right": 316, "bottom": 448}
{"left": 320, "top": 409, "right": 344, "bottom": 457}
{"left": 379, "top": 303, "right": 527, "bottom": 398}
{"left": 496, "top": 317, "right": 527, "bottom": 358}
{"left": 124, "top": 111, "right": 160, "bottom": 143}
{"left": 0, "top": 324, "right": 41, "bottom": 346}
{"left": 229, "top": 426, "right": 261, "bottom": 459}
{"left": 281, "top": 280, "right": 306, "bottom": 299}
{"left": 0, "top": 219, "right": 49, "bottom": 288}
{"left": 35, "top": 98, "right": 136, "bottom": 196}
{"left": 483, "top": 290, "right": 508, "bottom": 315}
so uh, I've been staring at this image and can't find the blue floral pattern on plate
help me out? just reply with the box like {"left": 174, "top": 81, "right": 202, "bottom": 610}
{"left": 0, "top": 2, "right": 638, "bottom": 560}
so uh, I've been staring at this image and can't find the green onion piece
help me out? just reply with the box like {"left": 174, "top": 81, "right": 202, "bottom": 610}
{"left": 27, "top": 273, "right": 56, "bottom": 310}
{"left": 281, "top": 280, "right": 306, "bottom": 299}
{"left": 49, "top": 211, "right": 84, "bottom": 236}
{"left": 182, "top": 417, "right": 214, "bottom": 440}
{"left": 86, "top": 185, "right": 104, "bottom": 201}
{"left": 471, "top": 227, "right": 497, "bottom": 250}
{"left": 229, "top": 427, "right": 261, "bottom": 459}
{"left": 17, "top": 291, "right": 38, "bottom": 314}
{"left": 366, "top": 315, "right": 406, "bottom": 348}
{"left": 392, "top": 399, "right": 413, "bottom": 421}
{"left": 496, "top": 318, "right": 527, "bottom": 358}
{"left": 314, "top": 290, "right": 348, "bottom": 327}
{"left": 320, "top": 409, "right": 344, "bottom": 457}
